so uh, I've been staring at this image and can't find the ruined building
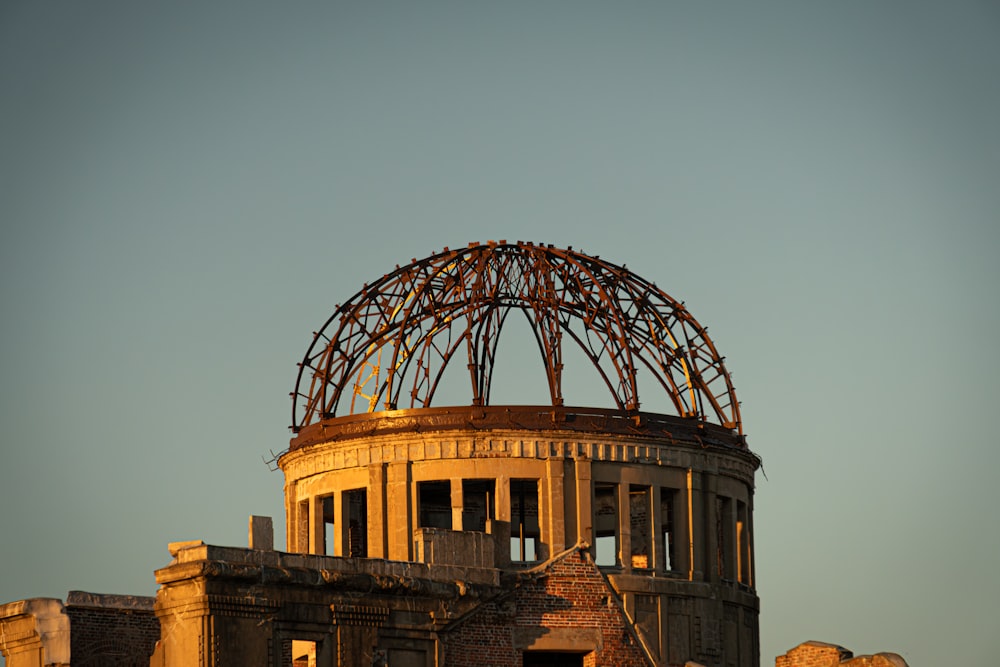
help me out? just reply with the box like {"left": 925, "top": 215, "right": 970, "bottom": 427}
{"left": 1, "top": 242, "right": 763, "bottom": 666}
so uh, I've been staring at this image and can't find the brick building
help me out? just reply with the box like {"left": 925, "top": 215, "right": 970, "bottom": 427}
{"left": 0, "top": 592, "right": 158, "bottom": 666}
{"left": 3, "top": 243, "right": 768, "bottom": 666}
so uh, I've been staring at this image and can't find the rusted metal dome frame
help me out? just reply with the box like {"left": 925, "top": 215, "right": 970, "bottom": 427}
{"left": 291, "top": 241, "right": 742, "bottom": 435}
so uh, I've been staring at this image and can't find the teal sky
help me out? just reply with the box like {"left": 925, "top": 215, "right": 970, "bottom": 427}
{"left": 1, "top": 2, "right": 998, "bottom": 664}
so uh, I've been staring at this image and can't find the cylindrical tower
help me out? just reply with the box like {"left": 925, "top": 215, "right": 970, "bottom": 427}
{"left": 279, "top": 241, "right": 760, "bottom": 666}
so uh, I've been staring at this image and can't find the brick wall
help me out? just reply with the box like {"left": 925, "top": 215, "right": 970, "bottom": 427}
{"left": 775, "top": 642, "right": 852, "bottom": 667}
{"left": 443, "top": 549, "right": 650, "bottom": 667}
{"left": 64, "top": 591, "right": 159, "bottom": 667}
{"left": 775, "top": 642, "right": 909, "bottom": 667}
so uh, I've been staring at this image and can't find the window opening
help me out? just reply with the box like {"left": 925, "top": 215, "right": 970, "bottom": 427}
{"left": 522, "top": 652, "right": 584, "bottom": 667}
{"left": 716, "top": 496, "right": 733, "bottom": 580}
{"left": 346, "top": 488, "right": 367, "bottom": 557}
{"left": 418, "top": 481, "right": 452, "bottom": 529}
{"left": 737, "top": 500, "right": 751, "bottom": 586}
{"left": 660, "top": 488, "right": 676, "bottom": 572}
{"left": 594, "top": 483, "right": 618, "bottom": 567}
{"left": 321, "top": 495, "right": 334, "bottom": 556}
{"left": 510, "top": 479, "right": 539, "bottom": 562}
{"left": 630, "top": 485, "right": 652, "bottom": 569}
{"left": 462, "top": 479, "right": 495, "bottom": 532}
{"left": 291, "top": 640, "right": 316, "bottom": 667}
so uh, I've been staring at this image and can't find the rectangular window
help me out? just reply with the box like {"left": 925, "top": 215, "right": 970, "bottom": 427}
{"left": 716, "top": 496, "right": 733, "bottom": 580}
{"left": 462, "top": 479, "right": 495, "bottom": 532}
{"left": 346, "top": 488, "right": 367, "bottom": 558}
{"left": 630, "top": 485, "right": 652, "bottom": 569}
{"left": 737, "top": 500, "right": 751, "bottom": 586}
{"left": 291, "top": 639, "right": 316, "bottom": 667}
{"left": 321, "top": 495, "right": 335, "bottom": 556}
{"left": 510, "top": 479, "right": 539, "bottom": 562}
{"left": 594, "top": 483, "right": 618, "bottom": 567}
{"left": 418, "top": 481, "right": 452, "bottom": 529}
{"left": 660, "top": 488, "right": 676, "bottom": 572}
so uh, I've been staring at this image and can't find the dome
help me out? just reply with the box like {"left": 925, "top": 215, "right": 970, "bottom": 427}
{"left": 291, "top": 241, "right": 741, "bottom": 434}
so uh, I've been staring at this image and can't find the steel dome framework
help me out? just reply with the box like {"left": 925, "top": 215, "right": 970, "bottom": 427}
{"left": 292, "top": 241, "right": 742, "bottom": 435}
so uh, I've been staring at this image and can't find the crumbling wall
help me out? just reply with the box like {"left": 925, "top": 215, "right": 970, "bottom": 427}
{"left": 0, "top": 593, "right": 157, "bottom": 667}
{"left": 443, "top": 547, "right": 651, "bottom": 667}
{"left": 776, "top": 641, "right": 908, "bottom": 667}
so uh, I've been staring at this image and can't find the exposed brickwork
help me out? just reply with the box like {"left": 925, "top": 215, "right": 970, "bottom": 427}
{"left": 775, "top": 642, "right": 908, "bottom": 667}
{"left": 65, "top": 592, "right": 159, "bottom": 667}
{"left": 443, "top": 548, "right": 650, "bottom": 667}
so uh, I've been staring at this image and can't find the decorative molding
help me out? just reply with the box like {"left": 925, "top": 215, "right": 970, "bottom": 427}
{"left": 330, "top": 604, "right": 389, "bottom": 627}
{"left": 207, "top": 595, "right": 280, "bottom": 619}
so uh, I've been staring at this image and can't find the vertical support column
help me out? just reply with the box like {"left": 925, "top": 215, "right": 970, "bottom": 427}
{"left": 315, "top": 635, "right": 335, "bottom": 667}
{"left": 493, "top": 475, "right": 511, "bottom": 566}
{"left": 296, "top": 501, "right": 309, "bottom": 554}
{"left": 310, "top": 496, "right": 324, "bottom": 555}
{"left": 618, "top": 483, "right": 631, "bottom": 572}
{"left": 688, "top": 469, "right": 705, "bottom": 581}
{"left": 284, "top": 484, "right": 295, "bottom": 552}
{"left": 722, "top": 496, "right": 736, "bottom": 581}
{"left": 334, "top": 491, "right": 346, "bottom": 557}
{"left": 495, "top": 475, "right": 510, "bottom": 522}
{"left": 575, "top": 458, "right": 592, "bottom": 547}
{"left": 386, "top": 461, "right": 412, "bottom": 561}
{"left": 451, "top": 478, "right": 464, "bottom": 531}
{"left": 674, "top": 484, "right": 691, "bottom": 576}
{"left": 651, "top": 485, "right": 664, "bottom": 571}
{"left": 367, "top": 463, "right": 387, "bottom": 559}
{"left": 703, "top": 473, "right": 719, "bottom": 583}
{"left": 546, "top": 458, "right": 566, "bottom": 554}
{"left": 747, "top": 492, "right": 756, "bottom": 589}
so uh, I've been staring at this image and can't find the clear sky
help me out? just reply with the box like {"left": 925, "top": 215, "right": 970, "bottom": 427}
{"left": 1, "top": 2, "right": 997, "bottom": 665}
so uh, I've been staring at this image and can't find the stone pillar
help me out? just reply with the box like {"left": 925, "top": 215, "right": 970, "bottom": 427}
{"left": 451, "top": 478, "right": 464, "bottom": 531}
{"left": 726, "top": 499, "right": 737, "bottom": 581}
{"left": 673, "top": 484, "right": 691, "bottom": 576}
{"left": 310, "top": 495, "right": 324, "bottom": 555}
{"left": 651, "top": 486, "right": 664, "bottom": 572}
{"left": 689, "top": 469, "right": 705, "bottom": 581}
{"left": 747, "top": 494, "right": 756, "bottom": 588}
{"left": 0, "top": 598, "right": 70, "bottom": 667}
{"left": 495, "top": 475, "right": 510, "bottom": 522}
{"left": 367, "top": 463, "right": 387, "bottom": 559}
{"left": 574, "top": 458, "right": 593, "bottom": 547}
{"left": 546, "top": 458, "right": 566, "bottom": 553}
{"left": 702, "top": 472, "right": 718, "bottom": 583}
{"left": 386, "top": 461, "right": 412, "bottom": 561}
{"left": 618, "top": 482, "right": 631, "bottom": 572}
{"left": 249, "top": 515, "right": 274, "bottom": 551}
{"left": 334, "top": 491, "right": 347, "bottom": 557}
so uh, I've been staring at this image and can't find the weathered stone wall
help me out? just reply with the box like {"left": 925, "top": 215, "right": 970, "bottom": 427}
{"left": 0, "top": 593, "right": 157, "bottom": 667}
{"left": 277, "top": 409, "right": 759, "bottom": 667}
{"left": 0, "top": 598, "right": 69, "bottom": 667}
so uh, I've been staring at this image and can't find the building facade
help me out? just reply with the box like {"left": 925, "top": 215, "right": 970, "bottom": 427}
{"left": 3, "top": 242, "right": 771, "bottom": 667}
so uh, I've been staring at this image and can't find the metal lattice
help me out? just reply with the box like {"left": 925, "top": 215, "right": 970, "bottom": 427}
{"left": 291, "top": 241, "right": 742, "bottom": 434}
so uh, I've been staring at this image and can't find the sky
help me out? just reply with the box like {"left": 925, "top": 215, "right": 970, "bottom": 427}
{"left": 1, "top": 1, "right": 998, "bottom": 665}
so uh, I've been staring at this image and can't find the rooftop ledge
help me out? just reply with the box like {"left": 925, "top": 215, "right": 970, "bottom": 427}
{"left": 289, "top": 404, "right": 747, "bottom": 452}
{"left": 158, "top": 541, "right": 501, "bottom": 588}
